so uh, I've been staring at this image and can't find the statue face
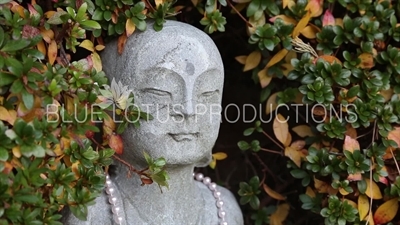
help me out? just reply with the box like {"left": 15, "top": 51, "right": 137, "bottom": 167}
{"left": 123, "top": 31, "right": 224, "bottom": 166}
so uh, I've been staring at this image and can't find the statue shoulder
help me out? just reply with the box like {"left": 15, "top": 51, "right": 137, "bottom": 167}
{"left": 60, "top": 191, "right": 114, "bottom": 225}
{"left": 196, "top": 181, "right": 244, "bottom": 225}
{"left": 218, "top": 185, "right": 244, "bottom": 225}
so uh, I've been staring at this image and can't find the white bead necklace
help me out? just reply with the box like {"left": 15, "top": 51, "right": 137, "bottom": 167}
{"left": 105, "top": 173, "right": 227, "bottom": 225}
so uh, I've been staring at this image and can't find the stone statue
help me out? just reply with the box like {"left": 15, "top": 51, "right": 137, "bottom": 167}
{"left": 61, "top": 20, "right": 244, "bottom": 225}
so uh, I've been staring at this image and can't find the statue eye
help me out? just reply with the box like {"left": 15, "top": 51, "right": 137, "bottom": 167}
{"left": 201, "top": 90, "right": 219, "bottom": 97}
{"left": 144, "top": 88, "right": 171, "bottom": 97}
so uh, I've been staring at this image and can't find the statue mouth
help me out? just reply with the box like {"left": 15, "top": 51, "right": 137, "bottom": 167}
{"left": 168, "top": 133, "right": 199, "bottom": 142}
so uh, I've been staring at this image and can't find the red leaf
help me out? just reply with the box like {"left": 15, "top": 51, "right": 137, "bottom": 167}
{"left": 22, "top": 25, "right": 40, "bottom": 39}
{"left": 109, "top": 133, "right": 124, "bottom": 154}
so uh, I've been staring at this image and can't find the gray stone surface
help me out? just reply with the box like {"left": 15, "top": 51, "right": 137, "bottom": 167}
{"left": 61, "top": 20, "right": 244, "bottom": 225}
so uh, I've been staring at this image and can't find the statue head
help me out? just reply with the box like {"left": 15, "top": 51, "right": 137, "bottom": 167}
{"left": 101, "top": 20, "right": 224, "bottom": 167}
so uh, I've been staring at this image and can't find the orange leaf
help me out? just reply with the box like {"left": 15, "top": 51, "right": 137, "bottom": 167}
{"left": 109, "top": 133, "right": 124, "bottom": 154}
{"left": 235, "top": 55, "right": 247, "bottom": 65}
{"left": 306, "top": 0, "right": 323, "bottom": 17}
{"left": 285, "top": 146, "right": 303, "bottom": 167}
{"left": 265, "top": 92, "right": 280, "bottom": 115}
{"left": 316, "top": 55, "right": 342, "bottom": 65}
{"left": 365, "top": 178, "right": 383, "bottom": 199}
{"left": 292, "top": 11, "right": 311, "bottom": 37}
{"left": 40, "top": 28, "right": 54, "bottom": 43}
{"left": 125, "top": 18, "right": 136, "bottom": 37}
{"left": 347, "top": 172, "right": 362, "bottom": 182}
{"left": 314, "top": 177, "right": 337, "bottom": 194}
{"left": 266, "top": 49, "right": 288, "bottom": 68}
{"left": 284, "top": 133, "right": 292, "bottom": 148}
{"left": 388, "top": 126, "right": 400, "bottom": 147}
{"left": 373, "top": 198, "right": 399, "bottom": 224}
{"left": 345, "top": 124, "right": 357, "bottom": 139}
{"left": 257, "top": 68, "right": 272, "bottom": 88}
{"left": 48, "top": 40, "right": 57, "bottom": 65}
{"left": 358, "top": 194, "right": 369, "bottom": 221}
{"left": 273, "top": 114, "right": 289, "bottom": 146}
{"left": 305, "top": 186, "right": 316, "bottom": 197}
{"left": 381, "top": 88, "right": 393, "bottom": 103}
{"left": 117, "top": 32, "right": 128, "bottom": 55}
{"left": 243, "top": 51, "right": 261, "bottom": 71}
{"left": 292, "top": 125, "right": 314, "bottom": 137}
{"left": 343, "top": 135, "right": 360, "bottom": 153}
{"left": 11, "top": 5, "right": 25, "bottom": 18}
{"left": 263, "top": 183, "right": 286, "bottom": 200}
{"left": 269, "top": 203, "right": 290, "bottom": 225}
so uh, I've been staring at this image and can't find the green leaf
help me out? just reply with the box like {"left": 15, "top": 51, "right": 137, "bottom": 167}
{"left": 238, "top": 140, "right": 250, "bottom": 150}
{"left": 47, "top": 11, "right": 69, "bottom": 25}
{"left": 92, "top": 9, "right": 103, "bottom": 20}
{"left": 0, "top": 72, "right": 16, "bottom": 86}
{"left": 0, "top": 147, "right": 8, "bottom": 161}
{"left": 76, "top": 2, "right": 88, "bottom": 21}
{"left": 1, "top": 39, "right": 30, "bottom": 52}
{"left": 80, "top": 20, "right": 101, "bottom": 30}
{"left": 0, "top": 26, "right": 4, "bottom": 48}
{"left": 69, "top": 205, "right": 88, "bottom": 221}
{"left": 22, "top": 89, "right": 34, "bottom": 110}
{"left": 14, "top": 194, "right": 40, "bottom": 204}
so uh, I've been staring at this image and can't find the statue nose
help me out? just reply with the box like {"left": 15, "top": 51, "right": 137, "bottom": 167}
{"left": 180, "top": 99, "right": 195, "bottom": 116}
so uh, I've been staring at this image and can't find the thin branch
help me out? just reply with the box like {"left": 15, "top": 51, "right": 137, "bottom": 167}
{"left": 227, "top": 0, "right": 252, "bottom": 28}
{"left": 262, "top": 131, "right": 285, "bottom": 150}
{"left": 390, "top": 149, "right": 400, "bottom": 176}
{"left": 260, "top": 147, "right": 283, "bottom": 156}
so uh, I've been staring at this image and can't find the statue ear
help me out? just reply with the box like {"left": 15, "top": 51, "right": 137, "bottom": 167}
{"left": 195, "top": 152, "right": 212, "bottom": 167}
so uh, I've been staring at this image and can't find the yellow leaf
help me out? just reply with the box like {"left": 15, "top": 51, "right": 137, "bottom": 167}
{"left": 95, "top": 45, "right": 106, "bottom": 51}
{"left": 273, "top": 114, "right": 289, "bottom": 145}
{"left": 213, "top": 152, "right": 227, "bottom": 160}
{"left": 257, "top": 68, "right": 272, "bottom": 88}
{"left": 266, "top": 49, "right": 288, "bottom": 68}
{"left": 343, "top": 135, "right": 360, "bottom": 153}
{"left": 381, "top": 88, "right": 393, "bottom": 102}
{"left": 339, "top": 187, "right": 350, "bottom": 196}
{"left": 284, "top": 133, "right": 292, "bottom": 148}
{"left": 373, "top": 198, "right": 399, "bottom": 224}
{"left": 0, "top": 106, "right": 16, "bottom": 125}
{"left": 343, "top": 199, "right": 358, "bottom": 209}
{"left": 92, "top": 52, "right": 102, "bottom": 72}
{"left": 36, "top": 40, "right": 46, "bottom": 56}
{"left": 79, "top": 40, "right": 94, "bottom": 52}
{"left": 243, "top": 51, "right": 261, "bottom": 72}
{"left": 300, "top": 25, "right": 318, "bottom": 39}
{"left": 263, "top": 183, "right": 286, "bottom": 201}
{"left": 285, "top": 146, "right": 303, "bottom": 167}
{"left": 292, "top": 11, "right": 311, "bottom": 37}
{"left": 155, "top": 0, "right": 163, "bottom": 7}
{"left": 71, "top": 162, "right": 80, "bottom": 179}
{"left": 12, "top": 146, "right": 21, "bottom": 158}
{"left": 269, "top": 15, "right": 297, "bottom": 25}
{"left": 292, "top": 125, "right": 314, "bottom": 137}
{"left": 282, "top": 0, "right": 290, "bottom": 8}
{"left": 248, "top": 13, "right": 266, "bottom": 35}
{"left": 209, "top": 159, "right": 216, "bottom": 169}
{"left": 358, "top": 194, "right": 369, "bottom": 221}
{"left": 388, "top": 127, "right": 400, "bottom": 148}
{"left": 358, "top": 53, "right": 374, "bottom": 69}
{"left": 48, "top": 40, "right": 57, "bottom": 65}
{"left": 366, "top": 214, "right": 375, "bottom": 225}
{"left": 269, "top": 203, "right": 290, "bottom": 225}
{"left": 305, "top": 186, "right": 316, "bottom": 197}
{"left": 266, "top": 92, "right": 280, "bottom": 115}
{"left": 365, "top": 178, "right": 383, "bottom": 199}
{"left": 125, "top": 18, "right": 136, "bottom": 37}
{"left": 235, "top": 55, "right": 247, "bottom": 65}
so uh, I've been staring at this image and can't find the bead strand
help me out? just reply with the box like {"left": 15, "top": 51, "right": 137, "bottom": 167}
{"left": 105, "top": 173, "right": 227, "bottom": 225}
{"left": 105, "top": 175, "right": 124, "bottom": 225}
{"left": 194, "top": 173, "right": 227, "bottom": 225}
